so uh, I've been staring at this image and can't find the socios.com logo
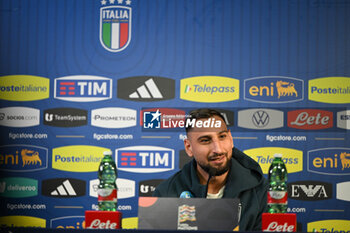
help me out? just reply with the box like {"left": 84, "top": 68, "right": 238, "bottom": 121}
{"left": 307, "top": 219, "right": 350, "bottom": 232}
{"left": 180, "top": 76, "right": 239, "bottom": 103}
{"left": 52, "top": 145, "right": 109, "bottom": 172}
{"left": 89, "top": 178, "right": 135, "bottom": 199}
{"left": 0, "top": 216, "right": 46, "bottom": 227}
{"left": 50, "top": 216, "right": 85, "bottom": 229}
{"left": 244, "top": 147, "right": 303, "bottom": 174}
{"left": 116, "top": 146, "right": 174, "bottom": 173}
{"left": 308, "top": 147, "right": 350, "bottom": 175}
{"left": 309, "top": 77, "right": 350, "bottom": 104}
{"left": 0, "top": 75, "right": 50, "bottom": 101}
{"left": 244, "top": 76, "right": 304, "bottom": 103}
{"left": 0, "top": 145, "right": 48, "bottom": 172}
{"left": 54, "top": 75, "right": 112, "bottom": 102}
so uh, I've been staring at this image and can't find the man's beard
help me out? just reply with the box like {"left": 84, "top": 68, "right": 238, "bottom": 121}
{"left": 197, "top": 154, "right": 231, "bottom": 177}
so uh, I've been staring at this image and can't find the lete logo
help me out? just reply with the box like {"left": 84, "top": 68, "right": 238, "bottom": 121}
{"left": 288, "top": 109, "right": 333, "bottom": 130}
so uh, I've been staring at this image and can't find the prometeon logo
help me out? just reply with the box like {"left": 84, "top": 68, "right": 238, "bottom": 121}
{"left": 44, "top": 108, "right": 87, "bottom": 127}
{"left": 238, "top": 108, "right": 284, "bottom": 130}
{"left": 244, "top": 147, "right": 303, "bottom": 174}
{"left": 52, "top": 145, "right": 109, "bottom": 172}
{"left": 0, "top": 107, "right": 40, "bottom": 127}
{"left": 180, "top": 76, "right": 239, "bottom": 103}
{"left": 288, "top": 109, "right": 333, "bottom": 130}
{"left": 54, "top": 75, "right": 112, "bottom": 102}
{"left": 91, "top": 107, "right": 136, "bottom": 128}
{"left": 288, "top": 181, "right": 332, "bottom": 201}
{"left": 309, "top": 77, "right": 350, "bottom": 104}
{"left": 308, "top": 148, "right": 350, "bottom": 175}
{"left": 99, "top": 0, "right": 132, "bottom": 52}
{"left": 0, "top": 75, "right": 50, "bottom": 101}
{"left": 0, "top": 145, "right": 48, "bottom": 172}
{"left": 117, "top": 76, "right": 175, "bottom": 101}
{"left": 116, "top": 146, "right": 174, "bottom": 173}
{"left": 244, "top": 76, "right": 303, "bottom": 103}
{"left": 42, "top": 178, "right": 86, "bottom": 198}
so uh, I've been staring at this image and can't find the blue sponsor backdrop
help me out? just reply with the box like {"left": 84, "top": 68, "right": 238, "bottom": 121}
{"left": 0, "top": 0, "right": 350, "bottom": 231}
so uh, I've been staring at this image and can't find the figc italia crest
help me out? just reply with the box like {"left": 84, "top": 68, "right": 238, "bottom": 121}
{"left": 100, "top": 0, "right": 132, "bottom": 52}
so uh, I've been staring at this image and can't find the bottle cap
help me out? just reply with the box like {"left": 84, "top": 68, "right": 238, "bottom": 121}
{"left": 273, "top": 153, "right": 282, "bottom": 158}
{"left": 103, "top": 150, "right": 112, "bottom": 156}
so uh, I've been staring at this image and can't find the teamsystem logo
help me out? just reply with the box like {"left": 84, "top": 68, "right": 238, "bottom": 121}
{"left": 54, "top": 76, "right": 112, "bottom": 102}
{"left": 143, "top": 109, "right": 222, "bottom": 129}
{"left": 100, "top": 0, "right": 132, "bottom": 52}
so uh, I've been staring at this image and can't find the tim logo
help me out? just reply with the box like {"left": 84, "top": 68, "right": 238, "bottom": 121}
{"left": 308, "top": 148, "right": 350, "bottom": 175}
{"left": 100, "top": 0, "right": 131, "bottom": 52}
{"left": 116, "top": 146, "right": 174, "bottom": 173}
{"left": 143, "top": 110, "right": 161, "bottom": 129}
{"left": 0, "top": 145, "right": 48, "bottom": 172}
{"left": 244, "top": 76, "right": 303, "bottom": 103}
{"left": 54, "top": 76, "right": 112, "bottom": 102}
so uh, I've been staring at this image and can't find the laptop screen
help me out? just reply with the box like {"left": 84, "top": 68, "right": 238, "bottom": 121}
{"left": 138, "top": 197, "right": 240, "bottom": 231}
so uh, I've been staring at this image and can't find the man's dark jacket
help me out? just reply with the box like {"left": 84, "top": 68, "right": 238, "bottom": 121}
{"left": 153, "top": 147, "right": 268, "bottom": 231}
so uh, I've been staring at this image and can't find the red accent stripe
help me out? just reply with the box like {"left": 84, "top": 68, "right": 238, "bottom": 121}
{"left": 68, "top": 92, "right": 75, "bottom": 95}
{"left": 68, "top": 87, "right": 75, "bottom": 90}
{"left": 120, "top": 23, "right": 128, "bottom": 47}
{"left": 121, "top": 162, "right": 128, "bottom": 166}
{"left": 60, "top": 87, "right": 66, "bottom": 90}
{"left": 130, "top": 162, "right": 137, "bottom": 166}
{"left": 121, "top": 157, "right": 128, "bottom": 161}
{"left": 121, "top": 152, "right": 136, "bottom": 156}
{"left": 60, "top": 82, "right": 75, "bottom": 86}
{"left": 60, "top": 92, "right": 66, "bottom": 95}
{"left": 130, "top": 157, "right": 137, "bottom": 161}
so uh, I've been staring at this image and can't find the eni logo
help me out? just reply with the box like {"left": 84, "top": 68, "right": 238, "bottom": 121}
{"left": 21, "top": 149, "right": 42, "bottom": 167}
{"left": 309, "top": 77, "right": 350, "bottom": 104}
{"left": 308, "top": 148, "right": 350, "bottom": 175}
{"left": 244, "top": 76, "right": 303, "bottom": 103}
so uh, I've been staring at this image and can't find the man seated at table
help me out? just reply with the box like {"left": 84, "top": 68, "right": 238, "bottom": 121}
{"left": 154, "top": 108, "right": 268, "bottom": 231}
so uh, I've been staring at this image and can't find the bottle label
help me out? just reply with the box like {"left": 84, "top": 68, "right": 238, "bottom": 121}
{"left": 267, "top": 191, "right": 287, "bottom": 204}
{"left": 98, "top": 188, "right": 117, "bottom": 202}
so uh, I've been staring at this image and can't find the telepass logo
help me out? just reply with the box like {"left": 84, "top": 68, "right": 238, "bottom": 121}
{"left": 100, "top": 0, "right": 132, "bottom": 52}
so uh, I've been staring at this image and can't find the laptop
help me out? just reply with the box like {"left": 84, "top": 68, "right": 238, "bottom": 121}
{"left": 138, "top": 197, "right": 240, "bottom": 231}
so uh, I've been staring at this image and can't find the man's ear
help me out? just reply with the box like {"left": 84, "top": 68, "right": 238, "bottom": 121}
{"left": 184, "top": 138, "right": 194, "bottom": 157}
{"left": 228, "top": 129, "right": 234, "bottom": 149}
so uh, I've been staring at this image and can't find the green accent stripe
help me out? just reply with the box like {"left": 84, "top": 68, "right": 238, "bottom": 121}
{"left": 102, "top": 23, "right": 111, "bottom": 48}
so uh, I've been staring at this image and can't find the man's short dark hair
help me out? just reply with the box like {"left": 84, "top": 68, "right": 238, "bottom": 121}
{"left": 185, "top": 108, "right": 226, "bottom": 133}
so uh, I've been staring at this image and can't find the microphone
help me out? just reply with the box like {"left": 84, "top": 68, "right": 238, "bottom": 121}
{"left": 262, "top": 213, "right": 297, "bottom": 232}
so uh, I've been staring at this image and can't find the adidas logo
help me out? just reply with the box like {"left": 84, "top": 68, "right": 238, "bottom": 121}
{"left": 51, "top": 180, "right": 77, "bottom": 196}
{"left": 129, "top": 78, "right": 163, "bottom": 99}
{"left": 42, "top": 178, "right": 86, "bottom": 198}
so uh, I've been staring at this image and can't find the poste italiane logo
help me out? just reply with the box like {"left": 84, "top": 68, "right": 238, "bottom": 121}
{"left": 307, "top": 219, "right": 350, "bottom": 232}
{"left": 52, "top": 145, "right": 109, "bottom": 172}
{"left": 244, "top": 147, "right": 303, "bottom": 174}
{"left": 309, "top": 77, "right": 350, "bottom": 104}
{"left": 244, "top": 76, "right": 303, "bottom": 103}
{"left": 0, "top": 75, "right": 49, "bottom": 101}
{"left": 100, "top": 0, "right": 132, "bottom": 52}
{"left": 180, "top": 76, "right": 239, "bottom": 103}
{"left": 0, "top": 216, "right": 46, "bottom": 227}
